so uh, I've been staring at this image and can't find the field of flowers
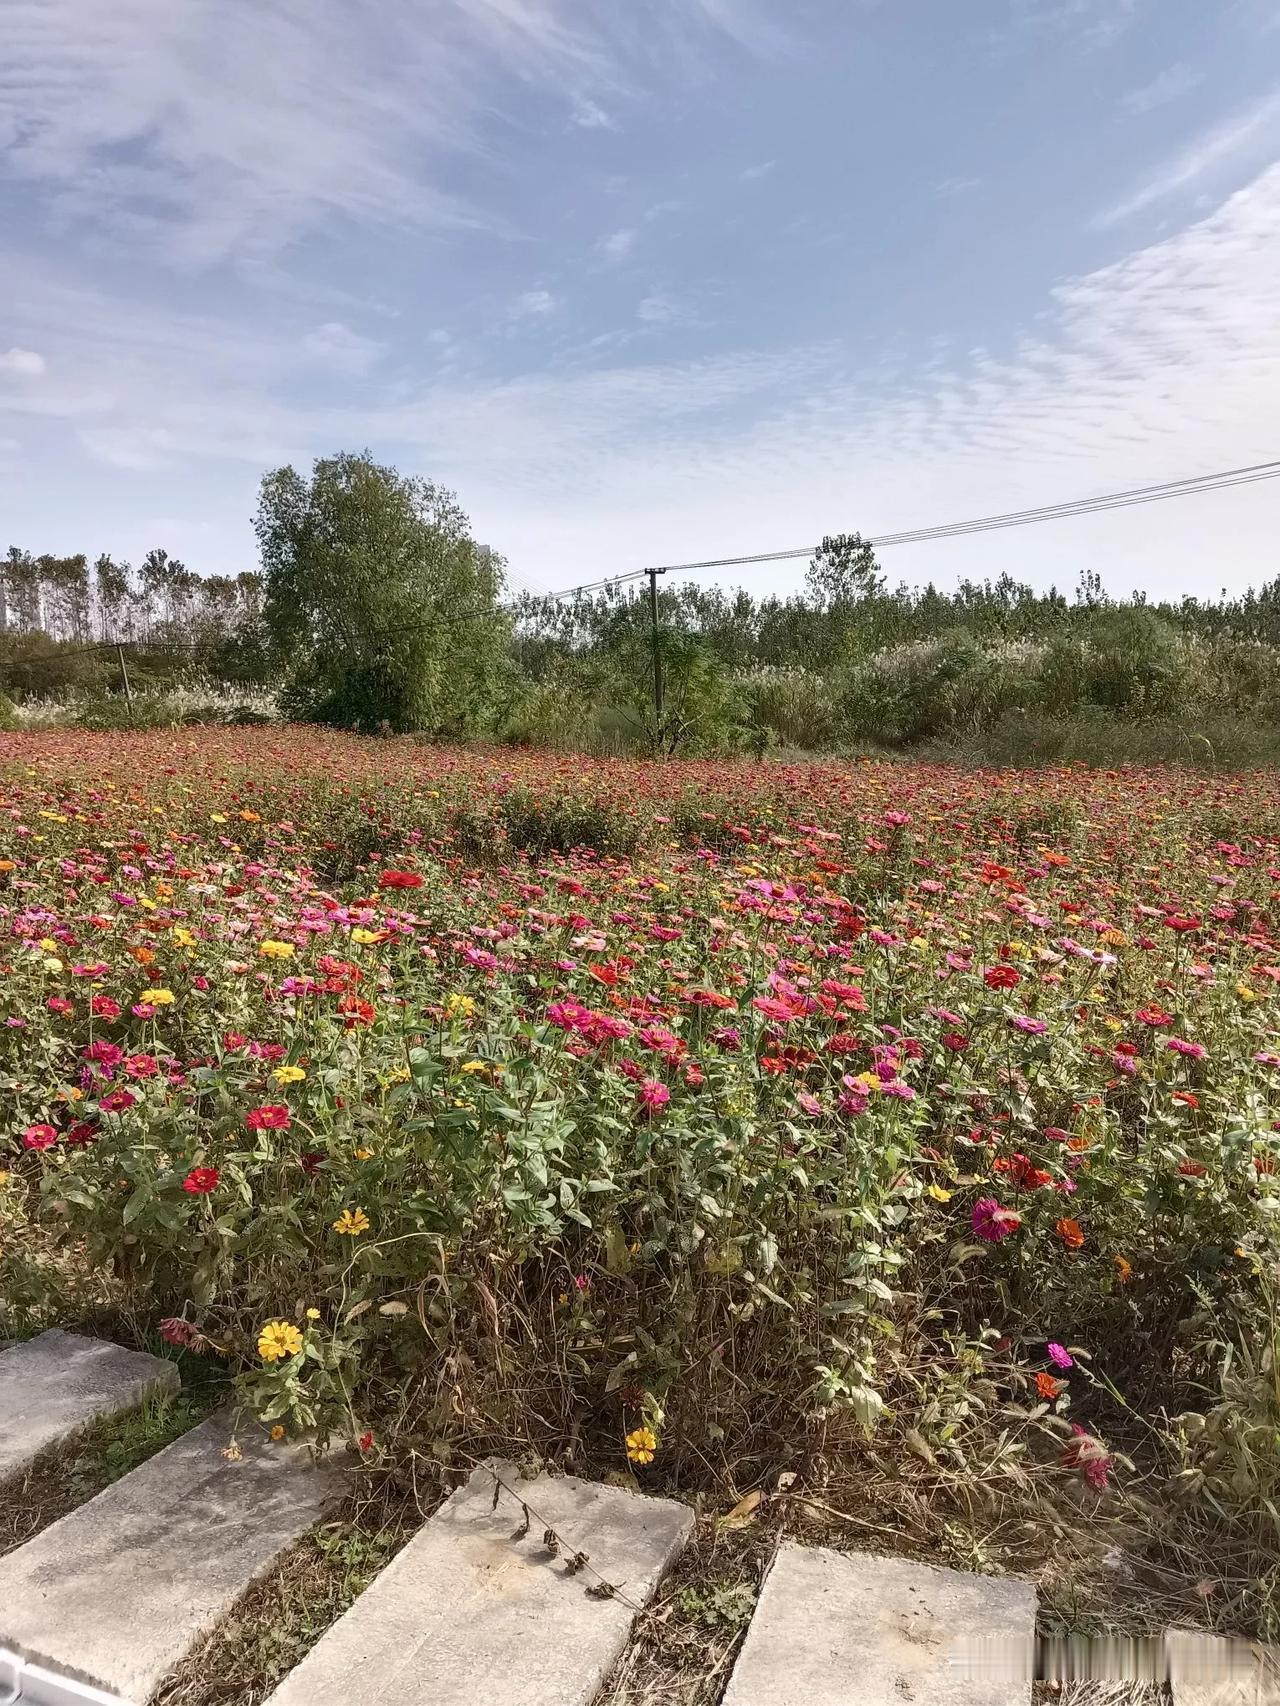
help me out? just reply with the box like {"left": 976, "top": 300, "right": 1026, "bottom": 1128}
{"left": 1, "top": 729, "right": 1277, "bottom": 1561}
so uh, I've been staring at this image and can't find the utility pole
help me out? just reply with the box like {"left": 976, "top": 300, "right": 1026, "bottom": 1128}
{"left": 647, "top": 567, "right": 664, "bottom": 756}
{"left": 116, "top": 643, "right": 135, "bottom": 723}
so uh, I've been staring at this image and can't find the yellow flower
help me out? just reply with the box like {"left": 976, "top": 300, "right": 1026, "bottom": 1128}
{"left": 147, "top": 988, "right": 176, "bottom": 1006}
{"left": 257, "top": 1320, "right": 303, "bottom": 1362}
{"left": 43, "top": 957, "right": 64, "bottom": 973}
{"left": 173, "top": 927, "right": 196, "bottom": 948}
{"left": 40, "top": 937, "right": 57, "bottom": 952}
{"left": 0, "top": 1171, "right": 10, "bottom": 1188}
{"left": 210, "top": 812, "right": 228, "bottom": 823}
{"left": 259, "top": 939, "right": 295, "bottom": 960}
{"left": 273, "top": 1064, "right": 307, "bottom": 1084}
{"left": 353, "top": 1146, "right": 374, "bottom": 1161}
{"left": 333, "top": 1207, "right": 370, "bottom": 1237}
{"left": 626, "top": 1426, "right": 658, "bottom": 1466}
{"left": 1237, "top": 983, "right": 1258, "bottom": 1003}
{"left": 926, "top": 1183, "right": 952, "bottom": 1203}
{"left": 351, "top": 927, "right": 382, "bottom": 946}
{"left": 305, "top": 1307, "right": 321, "bottom": 1320}
{"left": 270, "top": 1424, "right": 286, "bottom": 1441}
{"left": 854, "top": 1070, "right": 881, "bottom": 1092}
{"left": 444, "top": 993, "right": 476, "bottom": 1019}
{"left": 459, "top": 1060, "right": 487, "bottom": 1075}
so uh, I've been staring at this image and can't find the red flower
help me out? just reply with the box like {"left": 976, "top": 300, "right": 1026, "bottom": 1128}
{"left": 381, "top": 870, "right": 424, "bottom": 889}
{"left": 983, "top": 964, "right": 1021, "bottom": 990}
{"left": 22, "top": 1123, "right": 58, "bottom": 1151}
{"left": 246, "top": 1104, "right": 291, "bottom": 1131}
{"left": 358, "top": 1430, "right": 374, "bottom": 1452}
{"left": 1062, "top": 1422, "right": 1112, "bottom": 1489}
{"left": 182, "top": 1166, "right": 220, "bottom": 1195}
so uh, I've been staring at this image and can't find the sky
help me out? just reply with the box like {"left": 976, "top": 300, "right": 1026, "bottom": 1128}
{"left": 2, "top": 0, "right": 1279, "bottom": 601}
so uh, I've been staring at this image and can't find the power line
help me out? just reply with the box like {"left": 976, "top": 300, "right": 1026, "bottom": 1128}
{"left": 639, "top": 458, "right": 1280, "bottom": 579}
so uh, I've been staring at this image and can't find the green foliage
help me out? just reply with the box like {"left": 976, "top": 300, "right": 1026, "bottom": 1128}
{"left": 256, "top": 452, "right": 509, "bottom": 734}
{"left": 0, "top": 692, "right": 17, "bottom": 731}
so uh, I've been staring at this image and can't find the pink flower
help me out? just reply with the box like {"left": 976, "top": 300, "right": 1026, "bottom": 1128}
{"left": 795, "top": 1091, "right": 822, "bottom": 1117}
{"left": 636, "top": 1078, "right": 670, "bottom": 1116}
{"left": 1046, "top": 1342, "right": 1074, "bottom": 1369}
{"left": 1010, "top": 1015, "right": 1047, "bottom": 1035}
{"left": 22, "top": 1123, "right": 58, "bottom": 1151}
{"left": 971, "top": 1197, "right": 1022, "bottom": 1242}
{"left": 1167, "top": 1037, "right": 1207, "bottom": 1060}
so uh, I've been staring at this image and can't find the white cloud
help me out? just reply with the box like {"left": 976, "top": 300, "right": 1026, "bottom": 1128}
{"left": 301, "top": 321, "right": 384, "bottom": 374}
{"left": 511, "top": 289, "right": 559, "bottom": 318}
{"left": 569, "top": 94, "right": 614, "bottom": 129}
{"left": 739, "top": 160, "right": 774, "bottom": 182}
{"left": 1120, "top": 63, "right": 1202, "bottom": 117}
{"left": 1099, "top": 91, "right": 1280, "bottom": 225}
{"left": 0, "top": 0, "right": 784, "bottom": 268}
{"left": 0, "top": 347, "right": 46, "bottom": 376}
{"left": 636, "top": 289, "right": 689, "bottom": 325}
{"left": 934, "top": 176, "right": 980, "bottom": 197}
{"left": 598, "top": 228, "right": 637, "bottom": 260}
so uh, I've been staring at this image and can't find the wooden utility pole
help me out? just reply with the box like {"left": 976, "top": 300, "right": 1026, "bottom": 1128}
{"left": 647, "top": 567, "right": 664, "bottom": 756}
{"left": 116, "top": 644, "right": 135, "bottom": 723}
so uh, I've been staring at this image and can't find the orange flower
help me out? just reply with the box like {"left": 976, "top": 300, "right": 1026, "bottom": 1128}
{"left": 1055, "top": 1217, "right": 1085, "bottom": 1250}
{"left": 1035, "top": 1372, "right": 1064, "bottom": 1400}
{"left": 1114, "top": 1254, "right": 1133, "bottom": 1283}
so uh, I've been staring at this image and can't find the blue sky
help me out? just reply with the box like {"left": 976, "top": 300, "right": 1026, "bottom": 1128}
{"left": 2, "top": 0, "right": 1279, "bottom": 599}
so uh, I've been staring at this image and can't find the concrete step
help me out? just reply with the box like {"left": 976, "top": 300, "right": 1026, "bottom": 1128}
{"left": 0, "top": 1329, "right": 179, "bottom": 1484}
{"left": 263, "top": 1460, "right": 693, "bottom": 1706}
{"left": 1168, "top": 1631, "right": 1280, "bottom": 1705}
{"left": 0, "top": 1410, "right": 346, "bottom": 1706}
{"left": 721, "top": 1542, "right": 1036, "bottom": 1706}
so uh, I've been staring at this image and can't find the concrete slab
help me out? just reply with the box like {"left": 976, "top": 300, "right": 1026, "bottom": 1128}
{"left": 1168, "top": 1631, "right": 1280, "bottom": 1706}
{"left": 0, "top": 1411, "right": 346, "bottom": 1705}
{"left": 0, "top": 1330, "right": 179, "bottom": 1484}
{"left": 721, "top": 1542, "right": 1036, "bottom": 1706}
{"left": 263, "top": 1460, "right": 693, "bottom": 1706}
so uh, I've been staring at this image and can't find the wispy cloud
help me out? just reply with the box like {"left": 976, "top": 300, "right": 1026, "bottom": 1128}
{"left": 739, "top": 160, "right": 775, "bottom": 182}
{"left": 1120, "top": 62, "right": 1202, "bottom": 117}
{"left": 511, "top": 288, "right": 559, "bottom": 317}
{"left": 598, "top": 228, "right": 637, "bottom": 260}
{"left": 1098, "top": 90, "right": 1280, "bottom": 225}
{"left": 301, "top": 321, "right": 385, "bottom": 375}
{"left": 0, "top": 0, "right": 786, "bottom": 268}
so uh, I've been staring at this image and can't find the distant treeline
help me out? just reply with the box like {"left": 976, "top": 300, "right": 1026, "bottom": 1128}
{"left": 8, "top": 490, "right": 1280, "bottom": 763}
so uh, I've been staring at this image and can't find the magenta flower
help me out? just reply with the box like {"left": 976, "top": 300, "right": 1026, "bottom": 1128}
{"left": 636, "top": 1078, "right": 670, "bottom": 1116}
{"left": 1166, "top": 1037, "right": 1207, "bottom": 1059}
{"left": 972, "top": 1197, "right": 1022, "bottom": 1241}
{"left": 1010, "top": 1015, "right": 1048, "bottom": 1035}
{"left": 1046, "top": 1342, "right": 1074, "bottom": 1370}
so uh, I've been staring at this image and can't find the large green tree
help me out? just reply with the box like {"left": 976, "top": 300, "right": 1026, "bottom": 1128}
{"left": 255, "top": 452, "right": 508, "bottom": 733}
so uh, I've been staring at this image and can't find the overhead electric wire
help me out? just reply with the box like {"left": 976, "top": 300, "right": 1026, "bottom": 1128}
{"left": 641, "top": 458, "right": 1280, "bottom": 579}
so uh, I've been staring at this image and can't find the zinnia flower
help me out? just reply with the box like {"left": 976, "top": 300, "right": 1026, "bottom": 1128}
{"left": 636, "top": 1078, "right": 670, "bottom": 1116}
{"left": 246, "top": 1104, "right": 291, "bottom": 1130}
{"left": 22, "top": 1123, "right": 58, "bottom": 1151}
{"left": 182, "top": 1166, "right": 220, "bottom": 1195}
{"left": 257, "top": 1320, "right": 303, "bottom": 1362}
{"left": 1046, "top": 1342, "right": 1074, "bottom": 1370}
{"left": 626, "top": 1425, "right": 658, "bottom": 1465}
{"left": 333, "top": 1206, "right": 370, "bottom": 1236}
{"left": 971, "top": 1197, "right": 1021, "bottom": 1241}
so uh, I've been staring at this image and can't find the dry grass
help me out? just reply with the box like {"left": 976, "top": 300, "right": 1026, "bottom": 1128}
{"left": 152, "top": 1465, "right": 437, "bottom": 1706}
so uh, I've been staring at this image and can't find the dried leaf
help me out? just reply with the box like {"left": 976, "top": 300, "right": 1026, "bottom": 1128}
{"left": 512, "top": 1504, "right": 530, "bottom": 1541}
{"left": 775, "top": 1470, "right": 797, "bottom": 1493}
{"left": 564, "top": 1551, "right": 590, "bottom": 1576}
{"left": 490, "top": 1479, "right": 501, "bottom": 1512}
{"left": 543, "top": 1528, "right": 560, "bottom": 1557}
{"left": 720, "top": 1488, "right": 763, "bottom": 1528}
{"left": 586, "top": 1581, "right": 617, "bottom": 1600}
{"left": 379, "top": 1300, "right": 409, "bottom": 1316}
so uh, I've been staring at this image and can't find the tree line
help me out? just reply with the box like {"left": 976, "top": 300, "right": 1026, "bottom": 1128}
{"left": 6, "top": 453, "right": 1280, "bottom": 759}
